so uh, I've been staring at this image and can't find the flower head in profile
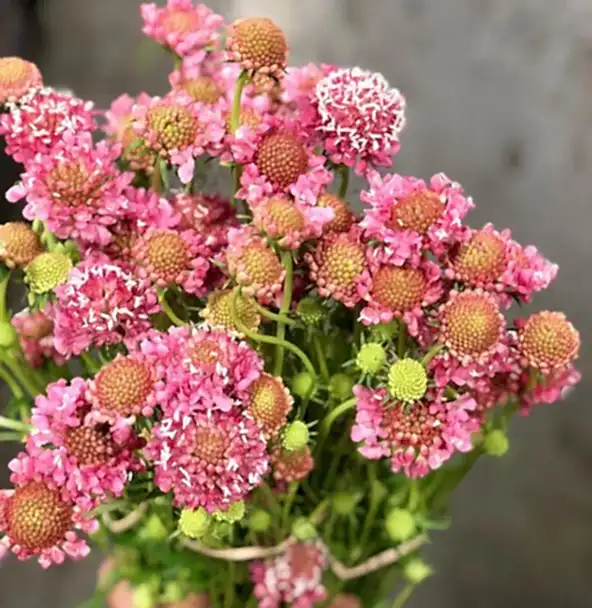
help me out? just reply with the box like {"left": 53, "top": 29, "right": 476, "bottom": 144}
{"left": 314, "top": 67, "right": 406, "bottom": 174}
{"left": 0, "top": 222, "right": 43, "bottom": 269}
{"left": 0, "top": 57, "right": 43, "bottom": 104}
{"left": 12, "top": 307, "right": 65, "bottom": 368}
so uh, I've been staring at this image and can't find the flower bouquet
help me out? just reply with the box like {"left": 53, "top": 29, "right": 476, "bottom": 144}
{"left": 0, "top": 3, "right": 581, "bottom": 607}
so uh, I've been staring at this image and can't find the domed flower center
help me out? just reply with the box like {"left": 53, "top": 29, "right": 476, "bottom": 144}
{"left": 184, "top": 76, "right": 223, "bottom": 105}
{"left": 146, "top": 231, "right": 189, "bottom": 277}
{"left": 64, "top": 424, "right": 118, "bottom": 466}
{"left": 0, "top": 57, "right": 42, "bottom": 103}
{"left": 322, "top": 238, "right": 365, "bottom": 288}
{"left": 382, "top": 403, "right": 443, "bottom": 449}
{"left": 230, "top": 17, "right": 288, "bottom": 72}
{"left": 390, "top": 191, "right": 445, "bottom": 235}
{"left": 147, "top": 104, "right": 198, "bottom": 153}
{"left": 193, "top": 426, "right": 229, "bottom": 464}
{"left": 247, "top": 374, "right": 291, "bottom": 437}
{"left": 240, "top": 245, "right": 283, "bottom": 286}
{"left": 226, "top": 108, "right": 262, "bottom": 132}
{"left": 255, "top": 134, "right": 308, "bottom": 189}
{"left": 162, "top": 8, "right": 200, "bottom": 36}
{"left": 261, "top": 196, "right": 306, "bottom": 236}
{"left": 388, "top": 359, "right": 428, "bottom": 402}
{"left": 5, "top": 482, "right": 73, "bottom": 551}
{"left": 203, "top": 289, "right": 260, "bottom": 332}
{"left": 0, "top": 222, "right": 43, "bottom": 269}
{"left": 318, "top": 193, "right": 354, "bottom": 233}
{"left": 188, "top": 337, "right": 224, "bottom": 367}
{"left": 94, "top": 357, "right": 153, "bottom": 416}
{"left": 371, "top": 266, "right": 427, "bottom": 312}
{"left": 452, "top": 231, "right": 507, "bottom": 285}
{"left": 46, "top": 161, "right": 107, "bottom": 208}
{"left": 25, "top": 252, "right": 72, "bottom": 294}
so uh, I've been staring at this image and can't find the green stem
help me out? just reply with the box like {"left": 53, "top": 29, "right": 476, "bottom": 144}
{"left": 282, "top": 482, "right": 299, "bottom": 533}
{"left": 421, "top": 343, "right": 445, "bottom": 366}
{"left": 2, "top": 356, "right": 41, "bottom": 397}
{"left": 355, "top": 464, "right": 380, "bottom": 558}
{"left": 397, "top": 322, "right": 408, "bottom": 358}
{"left": 0, "top": 363, "right": 24, "bottom": 398}
{"left": 80, "top": 352, "right": 100, "bottom": 375}
{"left": 337, "top": 164, "right": 350, "bottom": 199}
{"left": 158, "top": 291, "right": 185, "bottom": 327}
{"left": 253, "top": 300, "right": 297, "bottom": 327}
{"left": 0, "top": 432, "right": 25, "bottom": 442}
{"left": 273, "top": 252, "right": 294, "bottom": 376}
{"left": 151, "top": 158, "right": 162, "bottom": 193}
{"left": 312, "top": 333, "right": 330, "bottom": 383}
{"left": 0, "top": 273, "right": 10, "bottom": 322}
{"left": 0, "top": 415, "right": 32, "bottom": 433}
{"left": 320, "top": 397, "right": 356, "bottom": 438}
{"left": 231, "top": 291, "right": 317, "bottom": 383}
{"left": 223, "top": 555, "right": 236, "bottom": 608}
{"left": 392, "top": 584, "right": 415, "bottom": 608}
{"left": 230, "top": 71, "right": 249, "bottom": 211}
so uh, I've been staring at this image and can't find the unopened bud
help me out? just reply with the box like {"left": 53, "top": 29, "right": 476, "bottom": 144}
{"left": 385, "top": 508, "right": 416, "bottom": 542}
{"left": 484, "top": 429, "right": 509, "bottom": 457}
{"left": 282, "top": 421, "right": 310, "bottom": 451}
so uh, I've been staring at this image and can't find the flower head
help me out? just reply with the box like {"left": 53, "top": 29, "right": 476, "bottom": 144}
{"left": 270, "top": 445, "right": 314, "bottom": 483}
{"left": 314, "top": 67, "right": 406, "bottom": 173}
{"left": 0, "top": 222, "right": 43, "bottom": 269}
{"left": 25, "top": 252, "right": 72, "bottom": 294}
{"left": 520, "top": 364, "right": 581, "bottom": 411}
{"left": 245, "top": 373, "right": 293, "bottom": 439}
{"left": 12, "top": 307, "right": 64, "bottom": 368}
{"left": 200, "top": 289, "right": 261, "bottom": 334}
{"left": 388, "top": 359, "right": 428, "bottom": 403}
{"left": 0, "top": 57, "right": 42, "bottom": 104}
{"left": 317, "top": 192, "right": 355, "bottom": 234}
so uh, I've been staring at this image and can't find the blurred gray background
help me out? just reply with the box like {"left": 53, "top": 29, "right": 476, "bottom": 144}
{"left": 1, "top": 0, "right": 591, "bottom": 606}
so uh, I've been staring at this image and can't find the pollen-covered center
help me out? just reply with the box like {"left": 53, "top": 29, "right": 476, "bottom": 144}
{"left": 183, "top": 76, "right": 223, "bottom": 105}
{"left": 247, "top": 374, "right": 291, "bottom": 437}
{"left": 147, "top": 104, "right": 198, "bottom": 153}
{"left": 255, "top": 134, "right": 308, "bottom": 189}
{"left": 46, "top": 161, "right": 107, "bottom": 208}
{"left": 193, "top": 426, "right": 229, "bottom": 464}
{"left": 146, "top": 231, "right": 189, "bottom": 277}
{"left": 322, "top": 239, "right": 365, "bottom": 288}
{"left": 371, "top": 266, "right": 427, "bottom": 312}
{"left": 391, "top": 191, "right": 445, "bottom": 235}
{"left": 64, "top": 424, "right": 118, "bottom": 466}
{"left": 451, "top": 231, "right": 507, "bottom": 285}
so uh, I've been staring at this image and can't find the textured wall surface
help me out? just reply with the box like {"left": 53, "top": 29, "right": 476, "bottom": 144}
{"left": 1, "top": 1, "right": 591, "bottom": 606}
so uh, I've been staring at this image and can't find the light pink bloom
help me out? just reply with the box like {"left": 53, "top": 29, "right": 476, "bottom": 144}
{"left": 520, "top": 364, "right": 581, "bottom": 412}
{"left": 0, "top": 57, "right": 43, "bottom": 104}
{"left": 11, "top": 306, "right": 65, "bottom": 368}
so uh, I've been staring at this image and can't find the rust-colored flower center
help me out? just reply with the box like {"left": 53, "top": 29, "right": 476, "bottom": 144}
{"left": 19, "top": 314, "right": 54, "bottom": 341}
{"left": 255, "top": 134, "right": 308, "bottom": 189}
{"left": 322, "top": 238, "right": 365, "bottom": 288}
{"left": 0, "top": 57, "right": 40, "bottom": 102}
{"left": 318, "top": 193, "right": 354, "bottom": 233}
{"left": 247, "top": 374, "right": 291, "bottom": 437}
{"left": 94, "top": 358, "right": 153, "bottom": 416}
{"left": 383, "top": 402, "right": 444, "bottom": 449}
{"left": 193, "top": 426, "right": 228, "bottom": 464}
{"left": 271, "top": 445, "right": 313, "bottom": 482}
{"left": 45, "top": 161, "right": 107, "bottom": 208}
{"left": 390, "top": 191, "right": 445, "bottom": 235}
{"left": 146, "top": 231, "right": 189, "bottom": 277}
{"left": 183, "top": 76, "right": 223, "bottom": 105}
{"left": 288, "top": 544, "right": 318, "bottom": 579}
{"left": 231, "top": 17, "right": 288, "bottom": 71}
{"left": 451, "top": 231, "right": 507, "bottom": 285}
{"left": 188, "top": 337, "right": 224, "bottom": 367}
{"left": 262, "top": 196, "right": 305, "bottom": 235}
{"left": 440, "top": 291, "right": 502, "bottom": 357}
{"left": 162, "top": 8, "right": 200, "bottom": 36}
{"left": 520, "top": 311, "right": 579, "bottom": 370}
{"left": 240, "top": 245, "right": 283, "bottom": 286}
{"left": 64, "top": 424, "right": 118, "bottom": 466}
{"left": 371, "top": 266, "right": 427, "bottom": 312}
{"left": 203, "top": 289, "right": 260, "bottom": 332}
{"left": 5, "top": 482, "right": 72, "bottom": 551}
{"left": 0, "top": 222, "right": 43, "bottom": 268}
{"left": 226, "top": 108, "right": 262, "bottom": 132}
{"left": 147, "top": 104, "right": 198, "bottom": 153}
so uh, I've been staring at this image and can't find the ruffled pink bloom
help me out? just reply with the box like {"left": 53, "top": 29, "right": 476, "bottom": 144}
{"left": 313, "top": 67, "right": 406, "bottom": 174}
{"left": 1, "top": 450, "right": 96, "bottom": 568}
{"left": 168, "top": 62, "right": 233, "bottom": 114}
{"left": 131, "top": 227, "right": 213, "bottom": 296}
{"left": 520, "top": 364, "right": 581, "bottom": 412}
{"left": 361, "top": 172, "right": 474, "bottom": 264}
{"left": 141, "top": 0, "right": 224, "bottom": 59}
{"left": 360, "top": 249, "right": 443, "bottom": 335}
{"left": 351, "top": 385, "right": 479, "bottom": 478}
{"left": 0, "top": 57, "right": 43, "bottom": 104}
{"left": 282, "top": 63, "right": 335, "bottom": 107}
{"left": 27, "top": 377, "right": 141, "bottom": 510}
{"left": 11, "top": 307, "right": 65, "bottom": 368}
{"left": 52, "top": 257, "right": 160, "bottom": 357}
{"left": 251, "top": 542, "right": 328, "bottom": 608}
{"left": 6, "top": 132, "right": 133, "bottom": 245}
{"left": 146, "top": 408, "right": 268, "bottom": 512}
{"left": 0, "top": 88, "right": 96, "bottom": 164}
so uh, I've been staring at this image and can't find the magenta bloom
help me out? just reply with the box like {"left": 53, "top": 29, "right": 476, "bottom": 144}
{"left": 52, "top": 257, "right": 160, "bottom": 358}
{"left": 0, "top": 88, "right": 96, "bottom": 164}
{"left": 141, "top": 0, "right": 224, "bottom": 59}
{"left": 12, "top": 307, "right": 65, "bottom": 368}
{"left": 520, "top": 364, "right": 581, "bottom": 412}
{"left": 146, "top": 408, "right": 268, "bottom": 512}
{"left": 6, "top": 132, "right": 133, "bottom": 245}
{"left": 351, "top": 385, "right": 479, "bottom": 478}
{"left": 361, "top": 172, "right": 474, "bottom": 264}
{"left": 251, "top": 541, "right": 328, "bottom": 608}
{"left": 314, "top": 67, "right": 406, "bottom": 174}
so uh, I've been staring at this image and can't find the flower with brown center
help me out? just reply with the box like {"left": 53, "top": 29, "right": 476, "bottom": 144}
{"left": 438, "top": 290, "right": 504, "bottom": 362}
{"left": 145, "top": 102, "right": 199, "bottom": 155}
{"left": 255, "top": 133, "right": 308, "bottom": 190}
{"left": 3, "top": 482, "right": 73, "bottom": 552}
{"left": 45, "top": 160, "right": 109, "bottom": 209}
{"left": 227, "top": 18, "right": 288, "bottom": 77}
{"left": 245, "top": 373, "right": 293, "bottom": 439}
{"left": 193, "top": 425, "right": 229, "bottom": 464}
{"left": 270, "top": 445, "right": 314, "bottom": 483}
{"left": 225, "top": 108, "right": 262, "bottom": 132}
{"left": 200, "top": 289, "right": 261, "bottom": 333}
{"left": 0, "top": 222, "right": 43, "bottom": 269}
{"left": 182, "top": 76, "right": 223, "bottom": 105}
{"left": 370, "top": 266, "right": 428, "bottom": 315}
{"left": 252, "top": 195, "right": 313, "bottom": 248}
{"left": 317, "top": 192, "right": 354, "bottom": 233}
{"left": 187, "top": 336, "right": 225, "bottom": 369}
{"left": 390, "top": 190, "right": 445, "bottom": 235}
{"left": 519, "top": 311, "right": 579, "bottom": 372}
{"left": 0, "top": 57, "right": 42, "bottom": 104}
{"left": 64, "top": 424, "right": 119, "bottom": 467}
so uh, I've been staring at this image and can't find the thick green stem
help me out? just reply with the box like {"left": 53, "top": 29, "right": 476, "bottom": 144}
{"left": 3, "top": 356, "right": 41, "bottom": 397}
{"left": 230, "top": 71, "right": 249, "bottom": 211}
{"left": 158, "top": 291, "right": 185, "bottom": 327}
{"left": 282, "top": 481, "right": 299, "bottom": 534}
{"left": 274, "top": 252, "right": 294, "bottom": 376}
{"left": 313, "top": 333, "right": 330, "bottom": 382}
{"left": 320, "top": 397, "right": 356, "bottom": 438}
{"left": 0, "top": 273, "right": 10, "bottom": 322}
{"left": 0, "top": 432, "right": 25, "bottom": 442}
{"left": 421, "top": 343, "right": 445, "bottom": 366}
{"left": 0, "top": 415, "right": 32, "bottom": 433}
{"left": 397, "top": 322, "right": 408, "bottom": 358}
{"left": 354, "top": 463, "right": 381, "bottom": 560}
{"left": 337, "top": 164, "right": 350, "bottom": 199}
{"left": 0, "top": 363, "right": 24, "bottom": 398}
{"left": 391, "top": 584, "right": 415, "bottom": 608}
{"left": 253, "top": 300, "right": 297, "bottom": 326}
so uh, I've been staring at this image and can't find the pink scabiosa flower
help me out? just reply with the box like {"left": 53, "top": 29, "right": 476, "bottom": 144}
{"left": 226, "top": 227, "right": 285, "bottom": 303}
{"left": 317, "top": 192, "right": 356, "bottom": 234}
{"left": 1, "top": 451, "right": 95, "bottom": 567}
{"left": 0, "top": 57, "right": 42, "bottom": 105}
{"left": 52, "top": 257, "right": 160, "bottom": 358}
{"left": 12, "top": 307, "right": 65, "bottom": 368}
{"left": 233, "top": 115, "right": 332, "bottom": 207}
{"left": 0, "top": 88, "right": 96, "bottom": 164}
{"left": 251, "top": 541, "right": 328, "bottom": 608}
{"left": 141, "top": 0, "right": 224, "bottom": 60}
{"left": 520, "top": 364, "right": 581, "bottom": 412}
{"left": 6, "top": 132, "right": 133, "bottom": 246}
{"left": 361, "top": 172, "right": 474, "bottom": 263}
{"left": 252, "top": 195, "right": 332, "bottom": 249}
{"left": 169, "top": 62, "right": 230, "bottom": 111}
{"left": 282, "top": 63, "right": 335, "bottom": 108}
{"left": 244, "top": 373, "right": 293, "bottom": 440}
{"left": 305, "top": 226, "right": 371, "bottom": 308}
{"left": 28, "top": 377, "right": 141, "bottom": 509}
{"left": 313, "top": 67, "right": 406, "bottom": 174}
{"left": 270, "top": 445, "right": 314, "bottom": 484}
{"left": 146, "top": 408, "right": 268, "bottom": 513}
{"left": 132, "top": 94, "right": 225, "bottom": 184}
{"left": 361, "top": 250, "right": 443, "bottom": 334}
{"left": 351, "top": 385, "right": 478, "bottom": 478}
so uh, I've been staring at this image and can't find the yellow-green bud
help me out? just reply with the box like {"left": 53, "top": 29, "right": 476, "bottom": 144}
{"left": 484, "top": 429, "right": 509, "bottom": 457}
{"left": 296, "top": 296, "right": 325, "bottom": 326}
{"left": 138, "top": 514, "right": 168, "bottom": 542}
{"left": 282, "top": 421, "right": 310, "bottom": 451}
{"left": 328, "top": 373, "right": 355, "bottom": 401}
{"left": 248, "top": 509, "right": 272, "bottom": 533}
{"left": 356, "top": 342, "right": 387, "bottom": 375}
{"left": 332, "top": 491, "right": 360, "bottom": 516}
{"left": 213, "top": 500, "right": 245, "bottom": 524}
{"left": 404, "top": 558, "right": 433, "bottom": 584}
{"left": 291, "top": 371, "right": 315, "bottom": 398}
{"left": 160, "top": 582, "right": 184, "bottom": 604}
{"left": 0, "top": 321, "right": 18, "bottom": 348}
{"left": 369, "top": 321, "right": 398, "bottom": 343}
{"left": 388, "top": 359, "right": 427, "bottom": 402}
{"left": 179, "top": 507, "right": 211, "bottom": 539}
{"left": 292, "top": 517, "right": 317, "bottom": 541}
{"left": 385, "top": 508, "right": 416, "bottom": 541}
{"left": 132, "top": 583, "right": 157, "bottom": 608}
{"left": 25, "top": 251, "right": 72, "bottom": 294}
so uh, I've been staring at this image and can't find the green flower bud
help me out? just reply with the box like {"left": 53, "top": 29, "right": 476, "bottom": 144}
{"left": 138, "top": 514, "right": 168, "bottom": 542}
{"left": 388, "top": 359, "right": 427, "bottom": 403}
{"left": 404, "top": 558, "right": 433, "bottom": 584}
{"left": 213, "top": 500, "right": 245, "bottom": 524}
{"left": 0, "top": 321, "right": 18, "bottom": 348}
{"left": 369, "top": 321, "right": 398, "bottom": 343}
{"left": 356, "top": 342, "right": 387, "bottom": 375}
{"left": 291, "top": 371, "right": 315, "bottom": 398}
{"left": 385, "top": 508, "right": 416, "bottom": 542}
{"left": 160, "top": 582, "right": 184, "bottom": 604}
{"left": 292, "top": 517, "right": 317, "bottom": 541}
{"left": 248, "top": 509, "right": 272, "bottom": 533}
{"left": 282, "top": 421, "right": 310, "bottom": 451}
{"left": 25, "top": 251, "right": 72, "bottom": 294}
{"left": 332, "top": 491, "right": 360, "bottom": 516}
{"left": 484, "top": 429, "right": 509, "bottom": 457}
{"left": 132, "top": 583, "right": 157, "bottom": 608}
{"left": 328, "top": 373, "right": 355, "bottom": 401}
{"left": 179, "top": 507, "right": 211, "bottom": 539}
{"left": 211, "top": 521, "right": 232, "bottom": 540}
{"left": 296, "top": 296, "right": 326, "bottom": 326}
